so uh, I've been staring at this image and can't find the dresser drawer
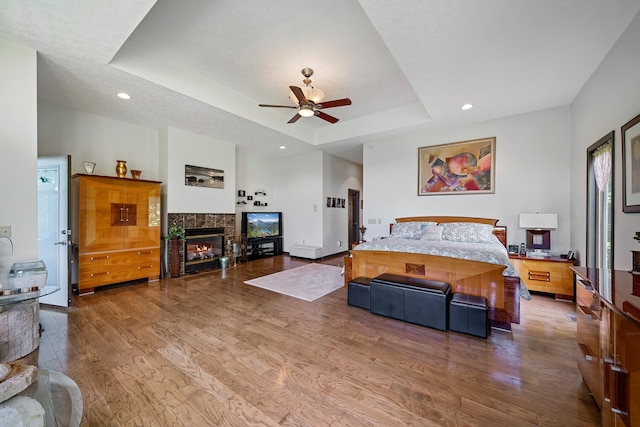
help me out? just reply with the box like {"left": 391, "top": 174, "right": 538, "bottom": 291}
{"left": 78, "top": 248, "right": 160, "bottom": 290}
{"left": 509, "top": 256, "right": 574, "bottom": 297}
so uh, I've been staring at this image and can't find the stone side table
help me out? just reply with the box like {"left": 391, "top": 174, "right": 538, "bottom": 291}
{"left": 0, "top": 285, "right": 59, "bottom": 362}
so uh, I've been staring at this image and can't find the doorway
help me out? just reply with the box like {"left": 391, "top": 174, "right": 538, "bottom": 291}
{"left": 348, "top": 189, "right": 361, "bottom": 248}
{"left": 37, "top": 155, "right": 70, "bottom": 307}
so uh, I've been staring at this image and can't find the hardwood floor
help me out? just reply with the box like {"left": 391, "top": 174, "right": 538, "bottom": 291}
{"left": 35, "top": 254, "right": 601, "bottom": 426}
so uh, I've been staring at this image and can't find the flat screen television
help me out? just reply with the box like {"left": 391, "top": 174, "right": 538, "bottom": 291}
{"left": 242, "top": 212, "right": 282, "bottom": 239}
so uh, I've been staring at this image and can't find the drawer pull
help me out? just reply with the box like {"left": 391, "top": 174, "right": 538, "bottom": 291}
{"left": 528, "top": 270, "right": 550, "bottom": 282}
{"left": 138, "top": 265, "right": 153, "bottom": 270}
{"left": 90, "top": 255, "right": 110, "bottom": 261}
{"left": 90, "top": 272, "right": 109, "bottom": 277}
{"left": 578, "top": 343, "right": 597, "bottom": 361}
{"left": 138, "top": 250, "right": 153, "bottom": 255}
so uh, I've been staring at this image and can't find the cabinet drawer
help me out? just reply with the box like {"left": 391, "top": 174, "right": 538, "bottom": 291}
{"left": 78, "top": 248, "right": 159, "bottom": 289}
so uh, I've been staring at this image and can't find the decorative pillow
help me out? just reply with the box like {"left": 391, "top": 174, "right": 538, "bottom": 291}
{"left": 420, "top": 225, "right": 444, "bottom": 241}
{"left": 390, "top": 221, "right": 436, "bottom": 239}
{"left": 441, "top": 222, "right": 495, "bottom": 243}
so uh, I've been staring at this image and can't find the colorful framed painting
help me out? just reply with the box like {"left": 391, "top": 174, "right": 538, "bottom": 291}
{"left": 418, "top": 137, "right": 496, "bottom": 195}
{"left": 622, "top": 113, "right": 640, "bottom": 212}
{"left": 185, "top": 164, "right": 224, "bottom": 189}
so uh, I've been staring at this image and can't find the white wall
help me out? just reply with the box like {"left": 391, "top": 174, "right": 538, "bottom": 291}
{"left": 235, "top": 149, "right": 362, "bottom": 255}
{"left": 363, "top": 106, "right": 572, "bottom": 253}
{"left": 38, "top": 102, "right": 160, "bottom": 179}
{"left": 164, "top": 127, "right": 236, "bottom": 214}
{"left": 0, "top": 39, "right": 38, "bottom": 284}
{"left": 571, "top": 12, "right": 640, "bottom": 270}
{"left": 274, "top": 151, "right": 324, "bottom": 251}
{"left": 322, "top": 152, "right": 363, "bottom": 256}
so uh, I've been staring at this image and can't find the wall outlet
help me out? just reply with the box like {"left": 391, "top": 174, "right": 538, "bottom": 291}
{"left": 0, "top": 226, "right": 10, "bottom": 238}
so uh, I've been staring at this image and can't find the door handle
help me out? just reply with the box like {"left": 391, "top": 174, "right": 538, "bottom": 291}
{"left": 54, "top": 241, "right": 67, "bottom": 246}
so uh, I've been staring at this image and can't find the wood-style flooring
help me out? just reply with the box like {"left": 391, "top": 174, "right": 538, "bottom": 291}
{"left": 36, "top": 254, "right": 601, "bottom": 426}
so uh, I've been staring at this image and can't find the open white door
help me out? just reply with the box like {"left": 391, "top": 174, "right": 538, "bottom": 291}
{"left": 37, "top": 155, "right": 70, "bottom": 307}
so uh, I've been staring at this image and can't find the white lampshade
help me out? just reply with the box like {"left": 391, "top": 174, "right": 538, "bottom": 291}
{"left": 289, "top": 86, "right": 325, "bottom": 104}
{"left": 519, "top": 213, "right": 558, "bottom": 229}
{"left": 298, "top": 104, "right": 315, "bottom": 117}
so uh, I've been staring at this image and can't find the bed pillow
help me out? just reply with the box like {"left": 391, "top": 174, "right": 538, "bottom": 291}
{"left": 390, "top": 221, "right": 436, "bottom": 239}
{"left": 441, "top": 222, "right": 495, "bottom": 243}
{"left": 420, "top": 225, "right": 444, "bottom": 241}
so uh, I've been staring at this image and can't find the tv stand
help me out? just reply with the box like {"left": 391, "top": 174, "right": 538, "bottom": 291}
{"left": 247, "top": 236, "right": 282, "bottom": 260}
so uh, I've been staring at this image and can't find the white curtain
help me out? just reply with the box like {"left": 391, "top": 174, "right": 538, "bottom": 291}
{"left": 593, "top": 142, "right": 612, "bottom": 192}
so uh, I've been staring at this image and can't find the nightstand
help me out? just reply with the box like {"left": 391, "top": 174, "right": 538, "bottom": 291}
{"left": 509, "top": 254, "right": 576, "bottom": 300}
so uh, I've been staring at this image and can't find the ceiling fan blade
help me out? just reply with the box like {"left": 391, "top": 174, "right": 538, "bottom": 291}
{"left": 259, "top": 104, "right": 297, "bottom": 109}
{"left": 288, "top": 113, "right": 302, "bottom": 123}
{"left": 315, "top": 110, "right": 339, "bottom": 123}
{"left": 289, "top": 86, "right": 307, "bottom": 104}
{"left": 317, "top": 98, "right": 352, "bottom": 109}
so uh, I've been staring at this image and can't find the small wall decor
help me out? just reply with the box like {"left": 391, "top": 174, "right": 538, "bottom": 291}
{"left": 326, "top": 197, "right": 345, "bottom": 208}
{"left": 185, "top": 164, "right": 224, "bottom": 189}
{"left": 238, "top": 190, "right": 245, "bottom": 197}
{"left": 418, "top": 137, "right": 495, "bottom": 195}
{"left": 622, "top": 113, "right": 640, "bottom": 212}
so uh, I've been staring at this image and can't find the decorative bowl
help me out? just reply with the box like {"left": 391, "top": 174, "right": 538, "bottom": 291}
{"left": 130, "top": 170, "right": 142, "bottom": 179}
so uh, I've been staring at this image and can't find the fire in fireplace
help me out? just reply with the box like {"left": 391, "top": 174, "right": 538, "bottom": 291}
{"left": 184, "top": 227, "right": 225, "bottom": 273}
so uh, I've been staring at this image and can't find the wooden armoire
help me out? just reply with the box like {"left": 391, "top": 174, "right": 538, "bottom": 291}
{"left": 74, "top": 174, "right": 161, "bottom": 294}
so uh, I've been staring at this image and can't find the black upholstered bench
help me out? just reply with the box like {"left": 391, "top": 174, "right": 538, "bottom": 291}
{"left": 370, "top": 273, "right": 452, "bottom": 331}
{"left": 348, "top": 277, "right": 371, "bottom": 310}
{"left": 449, "top": 293, "right": 489, "bottom": 338}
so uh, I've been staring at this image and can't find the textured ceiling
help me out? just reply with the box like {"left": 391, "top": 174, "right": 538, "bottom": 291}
{"left": 1, "top": 0, "right": 639, "bottom": 164}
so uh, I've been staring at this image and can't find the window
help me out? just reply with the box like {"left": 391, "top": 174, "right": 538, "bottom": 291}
{"left": 587, "top": 131, "right": 614, "bottom": 269}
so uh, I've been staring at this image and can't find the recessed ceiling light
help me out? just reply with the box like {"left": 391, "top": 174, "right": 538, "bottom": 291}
{"left": 116, "top": 92, "right": 131, "bottom": 100}
{"left": 279, "top": 146, "right": 286, "bottom": 150}
{"left": 461, "top": 103, "right": 473, "bottom": 110}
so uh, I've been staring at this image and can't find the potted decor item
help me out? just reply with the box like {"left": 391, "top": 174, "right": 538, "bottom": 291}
{"left": 633, "top": 232, "right": 640, "bottom": 274}
{"left": 167, "top": 221, "right": 185, "bottom": 277}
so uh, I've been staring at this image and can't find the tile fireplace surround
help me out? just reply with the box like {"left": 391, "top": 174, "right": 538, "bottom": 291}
{"left": 167, "top": 213, "right": 236, "bottom": 276}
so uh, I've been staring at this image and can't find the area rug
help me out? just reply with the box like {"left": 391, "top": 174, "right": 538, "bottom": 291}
{"left": 244, "top": 263, "right": 343, "bottom": 302}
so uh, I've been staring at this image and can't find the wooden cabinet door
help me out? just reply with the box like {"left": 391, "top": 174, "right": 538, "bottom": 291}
{"left": 121, "top": 180, "right": 161, "bottom": 249}
{"left": 78, "top": 175, "right": 126, "bottom": 252}
{"left": 611, "top": 311, "right": 639, "bottom": 426}
{"left": 601, "top": 305, "right": 640, "bottom": 426}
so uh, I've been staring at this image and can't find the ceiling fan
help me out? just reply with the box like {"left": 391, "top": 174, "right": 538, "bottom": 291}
{"left": 259, "top": 68, "right": 352, "bottom": 124}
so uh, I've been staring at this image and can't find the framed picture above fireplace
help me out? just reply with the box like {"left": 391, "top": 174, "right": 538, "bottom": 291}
{"left": 185, "top": 164, "right": 224, "bottom": 189}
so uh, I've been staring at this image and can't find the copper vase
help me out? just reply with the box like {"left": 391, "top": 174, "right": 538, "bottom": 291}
{"left": 115, "top": 160, "right": 127, "bottom": 177}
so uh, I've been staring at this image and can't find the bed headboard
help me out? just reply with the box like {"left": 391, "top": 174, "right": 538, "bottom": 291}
{"left": 392, "top": 216, "right": 507, "bottom": 248}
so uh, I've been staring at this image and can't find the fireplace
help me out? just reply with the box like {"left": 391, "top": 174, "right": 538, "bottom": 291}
{"left": 184, "top": 227, "right": 225, "bottom": 273}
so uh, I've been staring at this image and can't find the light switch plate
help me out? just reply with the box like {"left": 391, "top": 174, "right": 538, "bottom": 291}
{"left": 0, "top": 226, "right": 11, "bottom": 238}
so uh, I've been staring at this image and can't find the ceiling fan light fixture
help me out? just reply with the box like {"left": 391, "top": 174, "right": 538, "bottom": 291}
{"left": 298, "top": 104, "right": 315, "bottom": 117}
{"left": 289, "top": 86, "right": 325, "bottom": 104}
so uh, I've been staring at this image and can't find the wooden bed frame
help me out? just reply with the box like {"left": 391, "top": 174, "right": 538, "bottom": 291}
{"left": 344, "top": 216, "right": 520, "bottom": 330}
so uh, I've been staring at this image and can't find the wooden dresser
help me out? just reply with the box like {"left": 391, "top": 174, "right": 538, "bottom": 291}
{"left": 572, "top": 267, "right": 640, "bottom": 426}
{"left": 74, "top": 174, "right": 161, "bottom": 294}
{"left": 509, "top": 254, "right": 575, "bottom": 300}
